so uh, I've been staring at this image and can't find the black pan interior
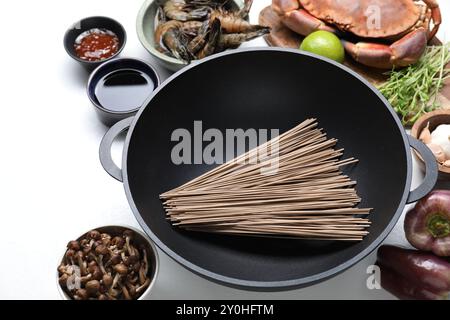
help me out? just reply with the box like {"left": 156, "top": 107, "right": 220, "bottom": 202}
{"left": 126, "top": 50, "right": 408, "bottom": 284}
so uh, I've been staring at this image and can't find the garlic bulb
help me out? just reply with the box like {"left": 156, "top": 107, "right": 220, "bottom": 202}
{"left": 431, "top": 124, "right": 450, "bottom": 160}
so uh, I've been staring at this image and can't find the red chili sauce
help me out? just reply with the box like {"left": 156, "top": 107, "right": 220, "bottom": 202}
{"left": 74, "top": 28, "right": 120, "bottom": 62}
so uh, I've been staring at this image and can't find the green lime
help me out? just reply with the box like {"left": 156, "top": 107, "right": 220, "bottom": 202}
{"left": 300, "top": 31, "right": 345, "bottom": 63}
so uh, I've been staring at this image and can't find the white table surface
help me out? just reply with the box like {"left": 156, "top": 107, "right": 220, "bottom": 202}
{"left": 0, "top": 0, "right": 449, "bottom": 300}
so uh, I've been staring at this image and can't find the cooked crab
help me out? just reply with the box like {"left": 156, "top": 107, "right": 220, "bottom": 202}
{"left": 272, "top": 0, "right": 441, "bottom": 69}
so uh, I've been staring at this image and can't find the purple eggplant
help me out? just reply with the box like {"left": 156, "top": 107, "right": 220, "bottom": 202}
{"left": 378, "top": 263, "right": 448, "bottom": 300}
{"left": 377, "top": 245, "right": 450, "bottom": 292}
{"left": 405, "top": 190, "right": 450, "bottom": 257}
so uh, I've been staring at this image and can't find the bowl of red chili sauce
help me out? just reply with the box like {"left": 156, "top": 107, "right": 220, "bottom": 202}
{"left": 64, "top": 16, "right": 127, "bottom": 70}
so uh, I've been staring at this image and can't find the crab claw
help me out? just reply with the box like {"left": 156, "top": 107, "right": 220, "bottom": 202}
{"left": 283, "top": 9, "right": 337, "bottom": 36}
{"left": 273, "top": 0, "right": 336, "bottom": 36}
{"left": 342, "top": 28, "right": 427, "bottom": 69}
{"left": 272, "top": 0, "right": 299, "bottom": 16}
{"left": 422, "top": 0, "right": 442, "bottom": 40}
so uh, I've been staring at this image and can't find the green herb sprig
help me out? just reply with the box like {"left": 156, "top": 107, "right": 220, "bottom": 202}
{"left": 378, "top": 44, "right": 450, "bottom": 127}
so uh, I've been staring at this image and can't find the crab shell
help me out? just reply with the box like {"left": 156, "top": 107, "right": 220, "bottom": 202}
{"left": 272, "top": 0, "right": 442, "bottom": 69}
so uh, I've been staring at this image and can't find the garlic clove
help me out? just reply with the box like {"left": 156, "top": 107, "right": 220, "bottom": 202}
{"left": 427, "top": 143, "right": 446, "bottom": 163}
{"left": 443, "top": 160, "right": 450, "bottom": 168}
{"left": 419, "top": 122, "right": 432, "bottom": 144}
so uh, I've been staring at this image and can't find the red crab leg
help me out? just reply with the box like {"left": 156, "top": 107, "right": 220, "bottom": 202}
{"left": 421, "top": 0, "right": 442, "bottom": 40}
{"left": 282, "top": 8, "right": 337, "bottom": 36}
{"left": 342, "top": 28, "right": 428, "bottom": 69}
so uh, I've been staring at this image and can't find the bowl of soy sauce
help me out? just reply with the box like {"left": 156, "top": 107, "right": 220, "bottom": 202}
{"left": 88, "top": 58, "right": 160, "bottom": 126}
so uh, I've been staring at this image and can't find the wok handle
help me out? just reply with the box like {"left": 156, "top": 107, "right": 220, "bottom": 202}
{"left": 407, "top": 136, "right": 438, "bottom": 204}
{"left": 99, "top": 117, "right": 133, "bottom": 182}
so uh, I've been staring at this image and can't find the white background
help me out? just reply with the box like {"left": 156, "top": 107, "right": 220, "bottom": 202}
{"left": 0, "top": 0, "right": 449, "bottom": 300}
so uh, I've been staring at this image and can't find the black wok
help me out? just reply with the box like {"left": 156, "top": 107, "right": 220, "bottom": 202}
{"left": 99, "top": 48, "right": 437, "bottom": 290}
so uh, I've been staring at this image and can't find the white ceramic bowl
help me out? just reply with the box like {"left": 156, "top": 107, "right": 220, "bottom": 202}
{"left": 57, "top": 225, "right": 159, "bottom": 300}
{"left": 136, "top": 0, "right": 245, "bottom": 71}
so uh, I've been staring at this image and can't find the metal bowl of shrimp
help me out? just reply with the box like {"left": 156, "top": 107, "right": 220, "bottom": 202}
{"left": 136, "top": 0, "right": 270, "bottom": 71}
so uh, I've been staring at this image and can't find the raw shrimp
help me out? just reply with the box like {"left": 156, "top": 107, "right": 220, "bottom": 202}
{"left": 197, "top": 19, "right": 221, "bottom": 59}
{"left": 188, "top": 0, "right": 228, "bottom": 8}
{"left": 209, "top": 0, "right": 266, "bottom": 33}
{"left": 164, "top": 0, "right": 209, "bottom": 22}
{"left": 211, "top": 13, "right": 269, "bottom": 33}
{"left": 188, "top": 21, "right": 210, "bottom": 54}
{"left": 155, "top": 20, "right": 192, "bottom": 62}
{"left": 218, "top": 28, "right": 270, "bottom": 50}
{"left": 153, "top": 1, "right": 270, "bottom": 62}
{"left": 181, "top": 21, "right": 204, "bottom": 36}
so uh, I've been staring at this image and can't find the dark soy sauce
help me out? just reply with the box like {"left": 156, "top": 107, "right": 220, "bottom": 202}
{"left": 95, "top": 69, "right": 154, "bottom": 112}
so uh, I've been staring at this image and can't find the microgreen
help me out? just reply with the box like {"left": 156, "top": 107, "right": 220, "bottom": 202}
{"left": 378, "top": 44, "right": 450, "bottom": 127}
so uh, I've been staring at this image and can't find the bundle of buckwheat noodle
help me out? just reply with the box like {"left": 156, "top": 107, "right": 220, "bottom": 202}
{"left": 160, "top": 119, "right": 372, "bottom": 241}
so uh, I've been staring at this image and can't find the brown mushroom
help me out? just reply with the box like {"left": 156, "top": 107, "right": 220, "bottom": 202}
{"left": 84, "top": 247, "right": 95, "bottom": 258}
{"left": 87, "top": 230, "right": 101, "bottom": 241}
{"left": 126, "top": 281, "right": 137, "bottom": 299}
{"left": 75, "top": 251, "right": 88, "bottom": 276}
{"left": 105, "top": 293, "right": 117, "bottom": 300}
{"left": 111, "top": 236, "right": 125, "bottom": 249}
{"left": 95, "top": 244, "right": 109, "bottom": 256}
{"left": 74, "top": 289, "right": 89, "bottom": 300}
{"left": 114, "top": 263, "right": 128, "bottom": 276}
{"left": 91, "top": 267, "right": 103, "bottom": 281}
{"left": 124, "top": 255, "right": 139, "bottom": 267}
{"left": 99, "top": 284, "right": 107, "bottom": 294}
{"left": 121, "top": 284, "right": 132, "bottom": 300}
{"left": 136, "top": 278, "right": 151, "bottom": 294}
{"left": 85, "top": 280, "right": 101, "bottom": 297}
{"left": 106, "top": 254, "right": 121, "bottom": 267}
{"left": 64, "top": 249, "right": 76, "bottom": 265}
{"left": 58, "top": 263, "right": 69, "bottom": 275}
{"left": 126, "top": 275, "right": 139, "bottom": 285}
{"left": 59, "top": 274, "right": 69, "bottom": 288}
{"left": 132, "top": 262, "right": 141, "bottom": 273}
{"left": 101, "top": 233, "right": 112, "bottom": 246}
{"left": 67, "top": 241, "right": 80, "bottom": 251}
{"left": 139, "top": 249, "right": 149, "bottom": 285}
{"left": 138, "top": 263, "right": 147, "bottom": 285}
{"left": 109, "top": 274, "right": 122, "bottom": 299}
{"left": 88, "top": 262, "right": 97, "bottom": 272}
{"left": 95, "top": 255, "right": 107, "bottom": 275}
{"left": 123, "top": 230, "right": 135, "bottom": 256}
{"left": 80, "top": 274, "right": 93, "bottom": 285}
{"left": 102, "top": 274, "right": 114, "bottom": 288}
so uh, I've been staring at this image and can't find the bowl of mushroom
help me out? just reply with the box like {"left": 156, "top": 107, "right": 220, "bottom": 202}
{"left": 412, "top": 110, "right": 450, "bottom": 180}
{"left": 57, "top": 226, "right": 159, "bottom": 300}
